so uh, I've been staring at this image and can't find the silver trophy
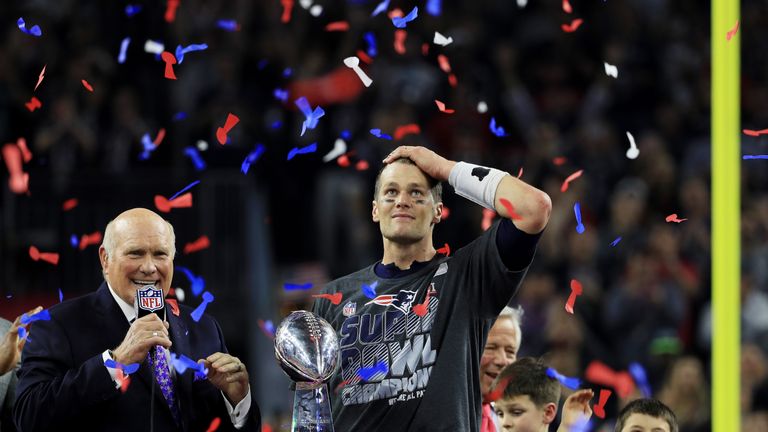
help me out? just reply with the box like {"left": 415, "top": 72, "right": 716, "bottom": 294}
{"left": 274, "top": 311, "right": 339, "bottom": 432}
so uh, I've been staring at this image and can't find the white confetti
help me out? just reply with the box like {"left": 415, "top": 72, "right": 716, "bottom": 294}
{"left": 323, "top": 138, "right": 348, "bottom": 162}
{"left": 517, "top": 0, "right": 528, "bottom": 7}
{"left": 477, "top": 101, "right": 488, "bottom": 114}
{"left": 604, "top": 62, "right": 618, "bottom": 78}
{"left": 433, "top": 32, "right": 453, "bottom": 46}
{"left": 343, "top": 56, "right": 372, "bottom": 87}
{"left": 625, "top": 131, "right": 639, "bottom": 159}
{"left": 196, "top": 140, "right": 208, "bottom": 151}
{"left": 309, "top": 4, "right": 323, "bottom": 16}
{"left": 144, "top": 39, "right": 164, "bottom": 55}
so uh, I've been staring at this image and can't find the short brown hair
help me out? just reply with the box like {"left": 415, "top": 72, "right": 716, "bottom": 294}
{"left": 373, "top": 158, "right": 442, "bottom": 203}
{"left": 494, "top": 357, "right": 561, "bottom": 408}
{"left": 615, "top": 399, "right": 678, "bottom": 432}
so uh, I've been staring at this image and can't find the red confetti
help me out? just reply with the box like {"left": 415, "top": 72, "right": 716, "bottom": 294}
{"left": 281, "top": 0, "right": 294, "bottom": 23}
{"left": 441, "top": 206, "right": 450, "bottom": 220}
{"left": 355, "top": 160, "right": 369, "bottom": 171}
{"left": 562, "top": 0, "right": 573, "bottom": 13}
{"left": 448, "top": 73, "right": 457, "bottom": 88}
{"left": 166, "top": 298, "right": 180, "bottom": 317}
{"left": 435, "top": 100, "right": 455, "bottom": 114}
{"left": 116, "top": 369, "right": 131, "bottom": 393}
{"left": 593, "top": 389, "right": 611, "bottom": 419}
{"left": 553, "top": 156, "right": 567, "bottom": 165}
{"left": 2, "top": 144, "right": 29, "bottom": 194}
{"left": 394, "top": 124, "right": 421, "bottom": 140}
{"left": 34, "top": 65, "right": 46, "bottom": 92}
{"left": 585, "top": 361, "right": 636, "bottom": 398}
{"left": 165, "top": 0, "right": 180, "bottom": 23}
{"left": 484, "top": 375, "right": 512, "bottom": 403}
{"left": 388, "top": 8, "right": 403, "bottom": 19}
{"left": 337, "top": 154, "right": 351, "bottom": 167}
{"left": 16, "top": 138, "right": 32, "bottom": 163}
{"left": 325, "top": 21, "right": 349, "bottom": 32}
{"left": 743, "top": 128, "right": 768, "bottom": 136}
{"left": 184, "top": 235, "right": 211, "bottom": 254}
{"left": 356, "top": 50, "right": 373, "bottom": 65}
{"left": 421, "top": 43, "right": 429, "bottom": 56}
{"left": 152, "top": 128, "right": 166, "bottom": 146}
{"left": 154, "top": 192, "right": 193, "bottom": 213}
{"left": 498, "top": 198, "right": 523, "bottom": 220}
{"left": 560, "top": 169, "right": 584, "bottom": 192}
{"left": 160, "top": 51, "right": 178, "bottom": 80}
{"left": 726, "top": 19, "right": 740, "bottom": 41}
{"left": 394, "top": 30, "right": 407, "bottom": 55}
{"left": 216, "top": 113, "right": 240, "bottom": 145}
{"left": 206, "top": 417, "right": 221, "bottom": 432}
{"left": 81, "top": 79, "right": 94, "bottom": 92}
{"left": 481, "top": 208, "right": 496, "bottom": 231}
{"left": 561, "top": 18, "right": 583, "bottom": 33}
{"left": 517, "top": 167, "right": 523, "bottom": 178}
{"left": 312, "top": 292, "right": 343, "bottom": 305}
{"left": 436, "top": 243, "right": 450, "bottom": 256}
{"left": 565, "top": 279, "right": 582, "bottom": 314}
{"left": 25, "top": 96, "right": 42, "bottom": 112}
{"left": 79, "top": 231, "right": 103, "bottom": 251}
{"left": 62, "top": 198, "right": 78, "bottom": 211}
{"left": 437, "top": 54, "right": 451, "bottom": 73}
{"left": 29, "top": 246, "right": 60, "bottom": 265}
{"left": 412, "top": 289, "right": 431, "bottom": 317}
{"left": 665, "top": 213, "right": 687, "bottom": 223}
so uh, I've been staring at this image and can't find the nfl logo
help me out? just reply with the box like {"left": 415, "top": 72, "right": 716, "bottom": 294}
{"left": 342, "top": 301, "right": 357, "bottom": 317}
{"left": 138, "top": 285, "right": 164, "bottom": 312}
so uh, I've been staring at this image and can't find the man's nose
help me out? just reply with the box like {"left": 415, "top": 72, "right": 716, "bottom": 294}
{"left": 396, "top": 192, "right": 412, "bottom": 207}
{"left": 139, "top": 256, "right": 157, "bottom": 274}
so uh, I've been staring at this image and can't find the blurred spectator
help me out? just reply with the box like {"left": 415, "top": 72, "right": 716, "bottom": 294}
{"left": 657, "top": 356, "right": 710, "bottom": 432}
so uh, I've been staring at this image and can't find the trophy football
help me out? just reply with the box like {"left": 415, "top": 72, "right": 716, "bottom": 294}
{"left": 274, "top": 311, "right": 339, "bottom": 432}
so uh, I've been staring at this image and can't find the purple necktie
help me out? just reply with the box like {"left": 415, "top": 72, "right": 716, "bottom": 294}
{"left": 148, "top": 346, "right": 181, "bottom": 425}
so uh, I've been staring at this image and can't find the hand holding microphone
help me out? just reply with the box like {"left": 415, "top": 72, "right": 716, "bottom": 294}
{"left": 112, "top": 285, "right": 171, "bottom": 365}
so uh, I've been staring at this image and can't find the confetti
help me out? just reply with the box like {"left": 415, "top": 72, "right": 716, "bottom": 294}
{"left": 625, "top": 131, "right": 639, "bottom": 159}
{"left": 322, "top": 138, "right": 347, "bottom": 163}
{"left": 499, "top": 198, "right": 523, "bottom": 220}
{"left": 216, "top": 20, "right": 240, "bottom": 32}
{"left": 284, "top": 283, "right": 313, "bottom": 291}
{"left": 481, "top": 208, "right": 496, "bottom": 231}
{"left": 565, "top": 279, "right": 582, "bottom": 314}
{"left": 294, "top": 97, "right": 325, "bottom": 136}
{"left": 561, "top": 18, "right": 583, "bottom": 33}
{"left": 104, "top": 359, "right": 140, "bottom": 375}
{"left": 448, "top": 73, "right": 457, "bottom": 87}
{"left": 610, "top": 236, "right": 622, "bottom": 247}
{"left": 183, "top": 146, "right": 207, "bottom": 171}
{"left": 206, "top": 417, "right": 221, "bottom": 432}
{"left": 394, "top": 124, "right": 420, "bottom": 140}
{"left": 160, "top": 51, "right": 178, "bottom": 80}
{"left": 477, "top": 101, "right": 488, "bottom": 113}
{"left": 726, "top": 19, "right": 739, "bottom": 41}
{"left": 309, "top": 4, "right": 323, "bottom": 16}
{"left": 274, "top": 88, "right": 289, "bottom": 102}
{"left": 435, "top": 100, "right": 455, "bottom": 114}
{"left": 115, "top": 369, "right": 130, "bottom": 393}
{"left": 665, "top": 213, "right": 687, "bottom": 223}
{"left": 34, "top": 65, "right": 46, "bottom": 91}
{"left": 437, "top": 55, "right": 451, "bottom": 73}
{"left": 29, "top": 246, "right": 59, "bottom": 265}
{"left": 343, "top": 56, "right": 373, "bottom": 87}
{"left": 574, "top": 202, "right": 585, "bottom": 233}
{"left": 190, "top": 291, "right": 214, "bottom": 322}
{"left": 628, "top": 362, "right": 652, "bottom": 397}
{"left": 364, "top": 32, "right": 377, "bottom": 57}
{"left": 355, "top": 160, "right": 369, "bottom": 171}
{"left": 436, "top": 243, "right": 451, "bottom": 256}
{"left": 125, "top": 5, "right": 142, "bottom": 17}
{"left": 241, "top": 144, "right": 266, "bottom": 174}
{"left": 257, "top": 319, "right": 276, "bottom": 338}
{"left": 562, "top": 0, "right": 573, "bottom": 13}
{"left": 553, "top": 156, "right": 567, "bottom": 165}
{"left": 593, "top": 389, "right": 611, "bottom": 419}
{"left": 166, "top": 298, "right": 180, "bottom": 316}
{"left": 325, "top": 21, "right": 349, "bottom": 32}
{"left": 560, "top": 169, "right": 584, "bottom": 192}
{"left": 370, "top": 129, "right": 393, "bottom": 140}
{"left": 14, "top": 138, "right": 30, "bottom": 164}
{"left": 78, "top": 231, "right": 102, "bottom": 250}
{"left": 281, "top": 0, "right": 294, "bottom": 23}
{"left": 744, "top": 129, "right": 768, "bottom": 136}
{"left": 58, "top": 288, "right": 63, "bottom": 302}
{"left": 118, "top": 37, "right": 131, "bottom": 64}
{"left": 371, "top": 0, "right": 390, "bottom": 17}
{"left": 546, "top": 367, "right": 581, "bottom": 389}
{"left": 337, "top": 155, "right": 350, "bottom": 167}
{"left": 484, "top": 375, "right": 512, "bottom": 403}
{"left": 174, "top": 43, "right": 208, "bottom": 64}
{"left": 171, "top": 352, "right": 208, "bottom": 379}
{"left": 25, "top": 96, "right": 42, "bottom": 112}
{"left": 144, "top": 40, "right": 164, "bottom": 55}
{"left": 167, "top": 180, "right": 200, "bottom": 201}
{"left": 413, "top": 288, "right": 432, "bottom": 317}
{"left": 312, "top": 292, "right": 343, "bottom": 305}
{"left": 164, "top": 0, "right": 180, "bottom": 23}
{"left": 18, "top": 327, "right": 29, "bottom": 341}
{"left": 216, "top": 113, "right": 240, "bottom": 145}
{"left": 358, "top": 361, "right": 389, "bottom": 382}
{"left": 176, "top": 266, "right": 206, "bottom": 296}
{"left": 489, "top": 117, "right": 508, "bottom": 137}
{"left": 20, "top": 309, "right": 51, "bottom": 325}
{"left": 426, "top": 0, "right": 442, "bottom": 16}
{"left": 1, "top": 144, "right": 29, "bottom": 194}
{"left": 394, "top": 30, "right": 407, "bottom": 55}
{"left": 604, "top": 62, "right": 618, "bottom": 78}
{"left": 743, "top": 155, "right": 768, "bottom": 160}
{"left": 183, "top": 235, "right": 211, "bottom": 254}
{"left": 81, "top": 79, "right": 94, "bottom": 92}
{"left": 441, "top": 206, "right": 450, "bottom": 220}
{"left": 392, "top": 6, "right": 418, "bottom": 28}
{"left": 585, "top": 361, "right": 636, "bottom": 398}
{"left": 139, "top": 132, "right": 159, "bottom": 160}
{"left": 433, "top": 32, "right": 453, "bottom": 46}
{"left": 155, "top": 192, "right": 193, "bottom": 213}
{"left": 362, "top": 281, "right": 379, "bottom": 299}
{"left": 17, "top": 18, "right": 42, "bottom": 37}
{"left": 287, "top": 143, "right": 318, "bottom": 160}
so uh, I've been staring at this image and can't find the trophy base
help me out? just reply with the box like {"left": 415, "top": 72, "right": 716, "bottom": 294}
{"left": 291, "top": 382, "right": 335, "bottom": 432}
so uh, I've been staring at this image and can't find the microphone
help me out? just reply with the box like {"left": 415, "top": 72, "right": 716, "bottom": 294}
{"left": 135, "top": 284, "right": 166, "bottom": 321}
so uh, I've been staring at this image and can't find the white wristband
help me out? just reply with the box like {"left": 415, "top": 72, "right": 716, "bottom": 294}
{"left": 448, "top": 161, "right": 508, "bottom": 210}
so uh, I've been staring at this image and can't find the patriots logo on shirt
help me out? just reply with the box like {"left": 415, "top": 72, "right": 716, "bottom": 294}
{"left": 365, "top": 290, "right": 417, "bottom": 314}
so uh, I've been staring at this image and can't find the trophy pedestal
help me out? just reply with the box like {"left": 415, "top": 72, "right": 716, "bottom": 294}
{"left": 291, "top": 382, "right": 335, "bottom": 432}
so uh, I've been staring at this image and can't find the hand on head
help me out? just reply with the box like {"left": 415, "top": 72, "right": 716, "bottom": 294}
{"left": 112, "top": 314, "right": 171, "bottom": 365}
{"left": 383, "top": 146, "right": 455, "bottom": 182}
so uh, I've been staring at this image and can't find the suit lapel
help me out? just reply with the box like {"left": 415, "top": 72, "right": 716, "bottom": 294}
{"left": 167, "top": 304, "right": 194, "bottom": 428}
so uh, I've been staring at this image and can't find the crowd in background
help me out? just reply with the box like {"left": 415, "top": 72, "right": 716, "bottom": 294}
{"left": 1, "top": 0, "right": 768, "bottom": 430}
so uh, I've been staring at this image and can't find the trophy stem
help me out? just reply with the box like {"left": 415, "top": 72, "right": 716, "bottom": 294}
{"left": 291, "top": 383, "right": 335, "bottom": 432}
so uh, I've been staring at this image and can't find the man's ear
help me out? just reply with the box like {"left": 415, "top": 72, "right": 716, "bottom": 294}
{"left": 542, "top": 402, "right": 557, "bottom": 425}
{"left": 98, "top": 246, "right": 109, "bottom": 276}
{"left": 432, "top": 202, "right": 444, "bottom": 224}
{"left": 372, "top": 200, "right": 379, "bottom": 222}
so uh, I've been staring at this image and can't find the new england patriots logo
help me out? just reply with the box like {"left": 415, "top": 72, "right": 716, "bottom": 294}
{"left": 365, "top": 290, "right": 417, "bottom": 314}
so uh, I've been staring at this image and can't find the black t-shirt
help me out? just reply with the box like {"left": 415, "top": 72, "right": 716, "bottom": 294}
{"left": 311, "top": 220, "right": 539, "bottom": 431}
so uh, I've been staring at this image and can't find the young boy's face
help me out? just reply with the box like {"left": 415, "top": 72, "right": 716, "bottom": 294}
{"left": 620, "top": 413, "right": 672, "bottom": 432}
{"left": 494, "top": 395, "right": 554, "bottom": 432}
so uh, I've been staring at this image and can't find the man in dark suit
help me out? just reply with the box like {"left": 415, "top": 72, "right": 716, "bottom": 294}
{"left": 14, "top": 208, "right": 260, "bottom": 431}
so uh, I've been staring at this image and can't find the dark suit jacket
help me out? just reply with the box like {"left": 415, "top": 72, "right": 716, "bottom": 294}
{"left": 13, "top": 283, "right": 260, "bottom": 431}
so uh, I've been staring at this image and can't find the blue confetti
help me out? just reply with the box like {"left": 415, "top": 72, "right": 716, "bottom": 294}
{"left": 271, "top": 121, "right": 282, "bottom": 129}
{"left": 18, "top": 327, "right": 29, "bottom": 341}
{"left": 489, "top": 117, "right": 508, "bottom": 137}
{"left": 294, "top": 97, "right": 325, "bottom": 136}
{"left": 358, "top": 361, "right": 389, "bottom": 382}
{"left": 174, "top": 43, "right": 208, "bottom": 64}
{"left": 610, "top": 236, "right": 622, "bottom": 247}
{"left": 20, "top": 309, "right": 51, "bottom": 325}
{"left": 216, "top": 19, "right": 239, "bottom": 32}
{"left": 341, "top": 130, "right": 351, "bottom": 140}
{"left": 176, "top": 266, "right": 206, "bottom": 297}
{"left": 371, "top": 0, "right": 390, "bottom": 16}
{"left": 58, "top": 288, "right": 63, "bottom": 303}
{"left": 125, "top": 5, "right": 142, "bottom": 17}
{"left": 362, "top": 281, "right": 379, "bottom": 299}
{"left": 138, "top": 133, "right": 157, "bottom": 160}
{"left": 168, "top": 180, "right": 201, "bottom": 201}
{"left": 257, "top": 59, "right": 269, "bottom": 70}
{"left": 629, "top": 362, "right": 652, "bottom": 398}
{"left": 284, "top": 283, "right": 313, "bottom": 291}
{"left": 370, "top": 129, "right": 393, "bottom": 140}
{"left": 70, "top": 234, "right": 79, "bottom": 248}
{"left": 570, "top": 418, "right": 593, "bottom": 432}
{"left": 273, "top": 88, "right": 289, "bottom": 102}
{"left": 241, "top": 144, "right": 266, "bottom": 174}
{"left": 104, "top": 359, "right": 140, "bottom": 375}
{"left": 426, "top": 0, "right": 442, "bottom": 16}
{"left": 546, "top": 367, "right": 581, "bottom": 390}
{"left": 118, "top": 37, "right": 131, "bottom": 64}
{"left": 364, "top": 32, "right": 377, "bottom": 57}
{"left": 172, "top": 112, "right": 187, "bottom": 121}
{"left": 263, "top": 320, "right": 275, "bottom": 335}
{"left": 392, "top": 6, "right": 418, "bottom": 29}
{"left": 283, "top": 68, "right": 293, "bottom": 78}
{"left": 574, "top": 202, "right": 585, "bottom": 234}
{"left": 183, "top": 147, "right": 207, "bottom": 171}
{"left": 287, "top": 143, "right": 318, "bottom": 160}
{"left": 17, "top": 18, "right": 42, "bottom": 37}
{"left": 743, "top": 155, "right": 768, "bottom": 160}
{"left": 191, "top": 291, "right": 214, "bottom": 322}
{"left": 170, "top": 352, "right": 208, "bottom": 379}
